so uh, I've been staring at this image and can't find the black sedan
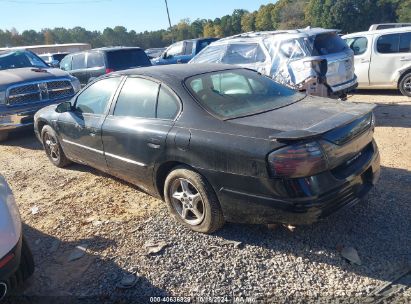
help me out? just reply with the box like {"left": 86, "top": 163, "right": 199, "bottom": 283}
{"left": 34, "top": 64, "right": 380, "bottom": 233}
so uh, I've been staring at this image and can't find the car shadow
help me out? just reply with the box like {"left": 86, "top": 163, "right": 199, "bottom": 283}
{"left": 353, "top": 89, "right": 403, "bottom": 96}
{"left": 214, "top": 165, "right": 411, "bottom": 285}
{"left": 1, "top": 130, "right": 42, "bottom": 151}
{"left": 372, "top": 102, "right": 411, "bottom": 128}
{"left": 4, "top": 224, "right": 169, "bottom": 304}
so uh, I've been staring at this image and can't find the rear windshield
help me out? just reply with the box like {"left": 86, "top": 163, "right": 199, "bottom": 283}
{"left": 186, "top": 69, "right": 304, "bottom": 119}
{"left": 309, "top": 33, "right": 349, "bottom": 56}
{"left": 106, "top": 49, "right": 151, "bottom": 70}
{"left": 0, "top": 51, "right": 48, "bottom": 70}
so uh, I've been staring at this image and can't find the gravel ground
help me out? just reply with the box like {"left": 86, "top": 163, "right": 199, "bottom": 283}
{"left": 0, "top": 89, "right": 410, "bottom": 304}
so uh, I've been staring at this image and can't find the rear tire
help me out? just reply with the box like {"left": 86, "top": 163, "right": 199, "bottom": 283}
{"left": 164, "top": 166, "right": 225, "bottom": 234}
{"left": 399, "top": 72, "right": 411, "bottom": 97}
{"left": 41, "top": 125, "right": 71, "bottom": 168}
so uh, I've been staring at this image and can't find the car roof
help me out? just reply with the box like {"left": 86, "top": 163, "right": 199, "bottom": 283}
{"left": 92, "top": 46, "right": 143, "bottom": 52}
{"left": 215, "top": 27, "right": 338, "bottom": 43}
{"left": 111, "top": 63, "right": 239, "bottom": 81}
{"left": 343, "top": 26, "right": 411, "bottom": 38}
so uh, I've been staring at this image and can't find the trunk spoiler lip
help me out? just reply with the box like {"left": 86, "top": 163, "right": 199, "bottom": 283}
{"left": 270, "top": 103, "right": 376, "bottom": 142}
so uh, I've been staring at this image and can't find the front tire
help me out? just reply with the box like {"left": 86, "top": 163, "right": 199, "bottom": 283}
{"left": 399, "top": 72, "right": 411, "bottom": 97}
{"left": 41, "top": 125, "right": 71, "bottom": 167}
{"left": 0, "top": 132, "right": 8, "bottom": 142}
{"left": 164, "top": 166, "right": 225, "bottom": 234}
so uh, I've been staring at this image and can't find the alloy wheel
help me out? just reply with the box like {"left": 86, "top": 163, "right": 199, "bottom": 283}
{"left": 44, "top": 132, "right": 60, "bottom": 162}
{"left": 403, "top": 77, "right": 411, "bottom": 93}
{"left": 170, "top": 178, "right": 205, "bottom": 226}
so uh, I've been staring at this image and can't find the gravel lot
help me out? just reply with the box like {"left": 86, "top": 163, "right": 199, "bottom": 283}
{"left": 1, "top": 90, "right": 410, "bottom": 303}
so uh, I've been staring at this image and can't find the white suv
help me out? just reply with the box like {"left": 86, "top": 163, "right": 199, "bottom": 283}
{"left": 343, "top": 27, "right": 411, "bottom": 96}
{"left": 0, "top": 174, "right": 34, "bottom": 301}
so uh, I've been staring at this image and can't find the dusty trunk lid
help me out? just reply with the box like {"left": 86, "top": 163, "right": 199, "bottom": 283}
{"left": 230, "top": 96, "right": 375, "bottom": 171}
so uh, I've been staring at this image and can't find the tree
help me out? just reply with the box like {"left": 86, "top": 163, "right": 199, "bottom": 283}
{"left": 241, "top": 12, "right": 256, "bottom": 32}
{"left": 203, "top": 22, "right": 215, "bottom": 37}
{"left": 255, "top": 4, "right": 276, "bottom": 31}
{"left": 397, "top": 0, "right": 411, "bottom": 22}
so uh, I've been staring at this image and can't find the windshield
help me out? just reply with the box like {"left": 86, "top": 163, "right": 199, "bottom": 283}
{"left": 308, "top": 33, "right": 349, "bottom": 56}
{"left": 106, "top": 49, "right": 151, "bottom": 70}
{"left": 0, "top": 51, "right": 48, "bottom": 70}
{"left": 186, "top": 69, "right": 304, "bottom": 119}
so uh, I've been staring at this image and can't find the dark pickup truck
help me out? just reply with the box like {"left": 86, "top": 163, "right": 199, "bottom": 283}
{"left": 0, "top": 50, "right": 80, "bottom": 141}
{"left": 151, "top": 38, "right": 218, "bottom": 65}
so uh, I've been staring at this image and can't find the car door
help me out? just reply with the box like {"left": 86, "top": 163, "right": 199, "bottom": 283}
{"left": 102, "top": 77, "right": 180, "bottom": 190}
{"left": 57, "top": 76, "right": 122, "bottom": 172}
{"left": 86, "top": 51, "right": 105, "bottom": 82}
{"left": 369, "top": 33, "right": 404, "bottom": 87}
{"left": 70, "top": 53, "right": 89, "bottom": 86}
{"left": 346, "top": 36, "right": 372, "bottom": 87}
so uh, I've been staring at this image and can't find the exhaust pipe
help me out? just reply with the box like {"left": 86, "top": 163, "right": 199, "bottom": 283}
{"left": 0, "top": 282, "right": 7, "bottom": 301}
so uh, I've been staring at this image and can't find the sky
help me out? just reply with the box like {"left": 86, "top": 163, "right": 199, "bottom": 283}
{"left": 0, "top": 0, "right": 274, "bottom": 33}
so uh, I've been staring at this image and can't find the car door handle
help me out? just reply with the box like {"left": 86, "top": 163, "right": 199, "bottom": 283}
{"left": 90, "top": 132, "right": 96, "bottom": 137}
{"left": 360, "top": 59, "right": 370, "bottom": 63}
{"left": 147, "top": 138, "right": 161, "bottom": 149}
{"left": 400, "top": 57, "right": 411, "bottom": 62}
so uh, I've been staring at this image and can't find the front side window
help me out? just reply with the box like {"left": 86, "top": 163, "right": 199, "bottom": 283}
{"left": 186, "top": 69, "right": 304, "bottom": 119}
{"left": 189, "top": 45, "right": 226, "bottom": 63}
{"left": 346, "top": 37, "right": 368, "bottom": 55}
{"left": 87, "top": 52, "right": 105, "bottom": 68}
{"left": 377, "top": 34, "right": 400, "bottom": 53}
{"left": 166, "top": 42, "right": 184, "bottom": 57}
{"left": 114, "top": 77, "right": 159, "bottom": 118}
{"left": 72, "top": 53, "right": 86, "bottom": 70}
{"left": 75, "top": 77, "right": 121, "bottom": 115}
{"left": 60, "top": 55, "right": 72, "bottom": 71}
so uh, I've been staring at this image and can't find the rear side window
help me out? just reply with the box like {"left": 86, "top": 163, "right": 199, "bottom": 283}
{"left": 106, "top": 49, "right": 151, "bottom": 71}
{"left": 60, "top": 55, "right": 72, "bottom": 71}
{"left": 75, "top": 77, "right": 121, "bottom": 115}
{"left": 114, "top": 77, "right": 159, "bottom": 118}
{"left": 311, "top": 33, "right": 348, "bottom": 55}
{"left": 346, "top": 37, "right": 368, "bottom": 55}
{"left": 87, "top": 52, "right": 105, "bottom": 68}
{"left": 72, "top": 53, "right": 86, "bottom": 70}
{"left": 377, "top": 34, "right": 400, "bottom": 53}
{"left": 222, "top": 44, "right": 266, "bottom": 64}
{"left": 399, "top": 32, "right": 411, "bottom": 53}
{"left": 53, "top": 54, "right": 67, "bottom": 62}
{"left": 157, "top": 85, "right": 180, "bottom": 120}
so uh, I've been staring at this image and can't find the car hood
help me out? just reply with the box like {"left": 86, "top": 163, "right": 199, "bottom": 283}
{"left": 230, "top": 96, "right": 375, "bottom": 140}
{"left": 0, "top": 67, "right": 71, "bottom": 88}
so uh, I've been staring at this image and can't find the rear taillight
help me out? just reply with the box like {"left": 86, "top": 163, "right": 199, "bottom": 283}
{"left": 268, "top": 141, "right": 328, "bottom": 178}
{"left": 105, "top": 68, "right": 114, "bottom": 74}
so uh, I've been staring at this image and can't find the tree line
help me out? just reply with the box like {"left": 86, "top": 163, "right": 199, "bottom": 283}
{"left": 1, "top": 0, "right": 410, "bottom": 49}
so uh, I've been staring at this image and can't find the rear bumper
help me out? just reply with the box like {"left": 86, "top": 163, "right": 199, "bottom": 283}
{"left": 0, "top": 97, "right": 72, "bottom": 134}
{"left": 329, "top": 76, "right": 358, "bottom": 96}
{"left": 212, "top": 141, "right": 380, "bottom": 225}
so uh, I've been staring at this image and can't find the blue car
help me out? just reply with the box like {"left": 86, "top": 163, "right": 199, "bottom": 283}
{"left": 151, "top": 38, "right": 218, "bottom": 65}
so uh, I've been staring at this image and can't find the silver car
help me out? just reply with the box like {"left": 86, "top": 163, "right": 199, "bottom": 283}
{"left": 190, "top": 28, "right": 357, "bottom": 98}
{"left": 0, "top": 175, "right": 34, "bottom": 301}
{"left": 343, "top": 27, "right": 411, "bottom": 96}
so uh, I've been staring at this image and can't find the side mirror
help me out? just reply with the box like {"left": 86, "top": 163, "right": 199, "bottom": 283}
{"left": 56, "top": 101, "right": 72, "bottom": 113}
{"left": 162, "top": 52, "right": 167, "bottom": 59}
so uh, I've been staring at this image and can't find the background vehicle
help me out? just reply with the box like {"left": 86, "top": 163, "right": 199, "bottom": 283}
{"left": 343, "top": 27, "right": 411, "bottom": 96}
{"left": 369, "top": 23, "right": 411, "bottom": 31}
{"left": 0, "top": 43, "right": 90, "bottom": 55}
{"left": 0, "top": 50, "right": 81, "bottom": 142}
{"left": 39, "top": 52, "right": 69, "bottom": 67}
{"left": 0, "top": 174, "right": 34, "bottom": 301}
{"left": 190, "top": 28, "right": 357, "bottom": 98}
{"left": 151, "top": 38, "right": 218, "bottom": 65}
{"left": 34, "top": 64, "right": 380, "bottom": 234}
{"left": 145, "top": 47, "right": 167, "bottom": 59}
{"left": 60, "top": 47, "right": 151, "bottom": 86}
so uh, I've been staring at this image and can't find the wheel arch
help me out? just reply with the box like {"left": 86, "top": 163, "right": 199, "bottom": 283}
{"left": 396, "top": 68, "right": 411, "bottom": 88}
